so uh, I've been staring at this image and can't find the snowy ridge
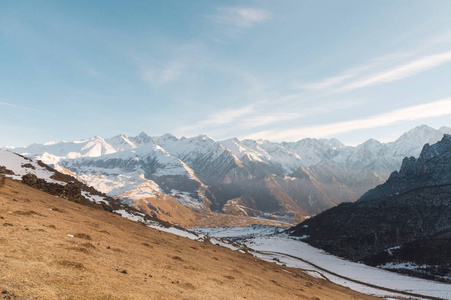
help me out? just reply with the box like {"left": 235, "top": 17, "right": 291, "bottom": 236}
{"left": 0, "top": 149, "right": 61, "bottom": 184}
{"left": 0, "top": 149, "right": 111, "bottom": 206}
{"left": 155, "top": 134, "right": 245, "bottom": 177}
{"left": 13, "top": 136, "right": 117, "bottom": 159}
{"left": 106, "top": 134, "right": 137, "bottom": 151}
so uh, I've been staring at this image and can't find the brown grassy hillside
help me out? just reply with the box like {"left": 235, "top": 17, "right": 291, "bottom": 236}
{"left": 0, "top": 178, "right": 378, "bottom": 299}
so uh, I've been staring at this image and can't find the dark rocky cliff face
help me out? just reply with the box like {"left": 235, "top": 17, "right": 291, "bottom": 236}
{"left": 359, "top": 134, "right": 451, "bottom": 202}
{"left": 289, "top": 135, "right": 451, "bottom": 282}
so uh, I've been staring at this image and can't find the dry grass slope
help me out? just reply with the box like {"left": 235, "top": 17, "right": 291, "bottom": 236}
{"left": 0, "top": 178, "right": 379, "bottom": 299}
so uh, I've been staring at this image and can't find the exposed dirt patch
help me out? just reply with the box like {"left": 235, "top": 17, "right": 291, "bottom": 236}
{"left": 66, "top": 247, "right": 90, "bottom": 254}
{"left": 80, "top": 242, "right": 96, "bottom": 249}
{"left": 49, "top": 208, "right": 63, "bottom": 213}
{"left": 14, "top": 210, "right": 43, "bottom": 216}
{"left": 56, "top": 260, "right": 86, "bottom": 270}
{"left": 74, "top": 233, "right": 92, "bottom": 240}
{"left": 171, "top": 256, "right": 183, "bottom": 261}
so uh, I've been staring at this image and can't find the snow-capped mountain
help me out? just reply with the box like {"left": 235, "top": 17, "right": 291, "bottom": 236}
{"left": 155, "top": 134, "right": 246, "bottom": 182}
{"left": 60, "top": 139, "right": 210, "bottom": 213}
{"left": 15, "top": 136, "right": 117, "bottom": 160}
{"left": 5, "top": 124, "right": 450, "bottom": 224}
{"left": 105, "top": 133, "right": 137, "bottom": 151}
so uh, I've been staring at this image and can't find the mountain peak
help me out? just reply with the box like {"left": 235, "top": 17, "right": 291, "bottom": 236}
{"left": 398, "top": 124, "right": 434, "bottom": 137}
{"left": 107, "top": 133, "right": 136, "bottom": 151}
{"left": 362, "top": 138, "right": 381, "bottom": 145}
{"left": 439, "top": 126, "right": 451, "bottom": 134}
{"left": 442, "top": 133, "right": 451, "bottom": 143}
{"left": 361, "top": 134, "right": 451, "bottom": 202}
{"left": 132, "top": 132, "right": 153, "bottom": 145}
{"left": 320, "top": 138, "right": 345, "bottom": 149}
{"left": 110, "top": 133, "right": 129, "bottom": 140}
{"left": 137, "top": 131, "right": 149, "bottom": 138}
{"left": 418, "top": 134, "right": 451, "bottom": 160}
{"left": 91, "top": 135, "right": 105, "bottom": 141}
{"left": 194, "top": 134, "right": 215, "bottom": 142}
{"left": 394, "top": 124, "right": 445, "bottom": 146}
{"left": 160, "top": 133, "right": 178, "bottom": 141}
{"left": 358, "top": 139, "right": 382, "bottom": 150}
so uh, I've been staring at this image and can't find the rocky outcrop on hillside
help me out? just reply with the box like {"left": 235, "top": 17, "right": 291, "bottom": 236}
{"left": 289, "top": 135, "right": 451, "bottom": 282}
{"left": 359, "top": 134, "right": 451, "bottom": 202}
{"left": 21, "top": 172, "right": 116, "bottom": 212}
{"left": 0, "top": 149, "right": 162, "bottom": 227}
{"left": 0, "top": 166, "right": 15, "bottom": 175}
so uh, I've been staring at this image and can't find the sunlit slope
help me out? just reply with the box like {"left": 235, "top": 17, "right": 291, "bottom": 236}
{"left": 0, "top": 178, "right": 377, "bottom": 299}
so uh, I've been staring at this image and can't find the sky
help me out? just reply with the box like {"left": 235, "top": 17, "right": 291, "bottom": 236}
{"left": 1, "top": 0, "right": 451, "bottom": 147}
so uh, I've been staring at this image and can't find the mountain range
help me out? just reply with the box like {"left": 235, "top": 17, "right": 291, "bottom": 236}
{"left": 5, "top": 124, "right": 451, "bottom": 226}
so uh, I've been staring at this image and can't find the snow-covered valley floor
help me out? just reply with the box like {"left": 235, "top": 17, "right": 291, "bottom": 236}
{"left": 194, "top": 227, "right": 451, "bottom": 300}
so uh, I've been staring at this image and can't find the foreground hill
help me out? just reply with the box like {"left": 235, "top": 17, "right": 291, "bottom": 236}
{"left": 290, "top": 135, "right": 451, "bottom": 282}
{"left": 0, "top": 178, "right": 377, "bottom": 300}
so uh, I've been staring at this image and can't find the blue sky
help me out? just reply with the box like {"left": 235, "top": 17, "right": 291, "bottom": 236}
{"left": 1, "top": 0, "right": 451, "bottom": 147}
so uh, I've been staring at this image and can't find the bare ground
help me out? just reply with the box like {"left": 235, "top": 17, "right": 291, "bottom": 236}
{"left": 0, "top": 178, "right": 379, "bottom": 300}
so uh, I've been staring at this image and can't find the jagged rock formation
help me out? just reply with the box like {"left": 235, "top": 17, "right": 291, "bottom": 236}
{"left": 289, "top": 135, "right": 451, "bottom": 282}
{"left": 359, "top": 134, "right": 451, "bottom": 201}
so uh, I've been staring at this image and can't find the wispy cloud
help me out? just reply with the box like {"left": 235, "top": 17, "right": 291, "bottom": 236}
{"left": 296, "top": 53, "right": 408, "bottom": 92}
{"left": 0, "top": 101, "right": 49, "bottom": 114}
{"left": 297, "top": 74, "right": 354, "bottom": 91}
{"left": 178, "top": 105, "right": 254, "bottom": 134}
{"left": 337, "top": 51, "right": 451, "bottom": 92}
{"left": 297, "top": 49, "right": 451, "bottom": 94}
{"left": 240, "top": 112, "right": 300, "bottom": 129}
{"left": 142, "top": 61, "right": 184, "bottom": 86}
{"left": 211, "top": 7, "right": 271, "bottom": 28}
{"left": 243, "top": 98, "right": 451, "bottom": 141}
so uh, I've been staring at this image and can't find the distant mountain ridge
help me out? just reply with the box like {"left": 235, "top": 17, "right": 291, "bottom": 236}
{"left": 6, "top": 125, "right": 451, "bottom": 224}
{"left": 289, "top": 134, "right": 451, "bottom": 282}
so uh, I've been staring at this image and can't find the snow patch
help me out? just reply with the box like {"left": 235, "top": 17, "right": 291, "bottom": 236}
{"left": 244, "top": 236, "right": 451, "bottom": 300}
{"left": 81, "top": 191, "right": 109, "bottom": 204}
